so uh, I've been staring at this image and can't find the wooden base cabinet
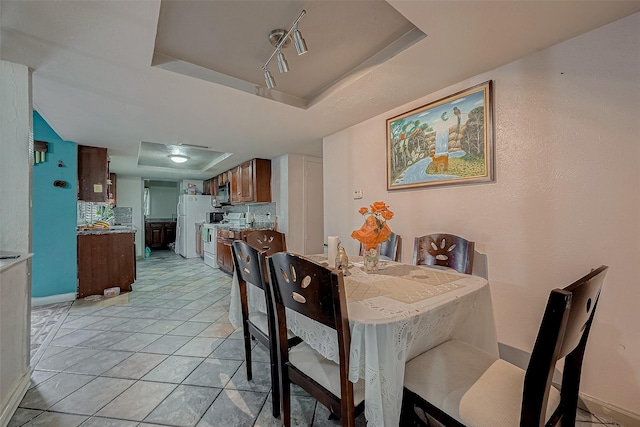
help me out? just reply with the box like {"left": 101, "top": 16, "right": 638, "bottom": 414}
{"left": 145, "top": 222, "right": 176, "bottom": 250}
{"left": 216, "top": 237, "right": 232, "bottom": 274}
{"left": 78, "top": 232, "right": 135, "bottom": 298}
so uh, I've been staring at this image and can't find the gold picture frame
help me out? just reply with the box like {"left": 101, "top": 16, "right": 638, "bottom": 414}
{"left": 387, "top": 80, "right": 494, "bottom": 190}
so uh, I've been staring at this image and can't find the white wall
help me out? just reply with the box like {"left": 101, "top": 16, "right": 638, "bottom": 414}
{"left": 0, "top": 61, "right": 32, "bottom": 252}
{"left": 272, "top": 155, "right": 289, "bottom": 235}
{"left": 116, "top": 176, "right": 144, "bottom": 258}
{"left": 323, "top": 13, "right": 640, "bottom": 417}
{"left": 148, "top": 185, "right": 178, "bottom": 219}
{"left": 0, "top": 60, "right": 33, "bottom": 426}
{"left": 272, "top": 154, "right": 324, "bottom": 255}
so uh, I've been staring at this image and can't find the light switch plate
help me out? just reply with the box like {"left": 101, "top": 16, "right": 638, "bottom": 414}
{"left": 353, "top": 189, "right": 363, "bottom": 199}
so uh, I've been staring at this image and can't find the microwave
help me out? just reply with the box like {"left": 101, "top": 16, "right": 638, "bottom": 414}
{"left": 217, "top": 182, "right": 231, "bottom": 205}
{"left": 207, "top": 211, "right": 225, "bottom": 223}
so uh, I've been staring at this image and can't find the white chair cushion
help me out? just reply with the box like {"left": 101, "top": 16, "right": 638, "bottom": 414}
{"left": 289, "top": 341, "right": 365, "bottom": 405}
{"left": 404, "top": 340, "right": 497, "bottom": 421}
{"left": 459, "top": 359, "right": 561, "bottom": 427}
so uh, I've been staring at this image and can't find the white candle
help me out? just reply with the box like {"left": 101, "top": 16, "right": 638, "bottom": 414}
{"left": 327, "top": 236, "right": 340, "bottom": 267}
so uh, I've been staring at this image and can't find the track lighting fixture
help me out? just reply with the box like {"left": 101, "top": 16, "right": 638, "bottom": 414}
{"left": 262, "top": 10, "right": 307, "bottom": 89}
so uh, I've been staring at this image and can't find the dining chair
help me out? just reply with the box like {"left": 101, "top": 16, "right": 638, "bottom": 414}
{"left": 359, "top": 232, "right": 401, "bottom": 262}
{"left": 244, "top": 229, "right": 287, "bottom": 256}
{"left": 401, "top": 265, "right": 608, "bottom": 427}
{"left": 267, "top": 252, "right": 365, "bottom": 427}
{"left": 231, "top": 240, "right": 299, "bottom": 418}
{"left": 413, "top": 233, "right": 475, "bottom": 274}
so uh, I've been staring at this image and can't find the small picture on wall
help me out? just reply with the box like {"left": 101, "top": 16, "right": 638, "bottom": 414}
{"left": 386, "top": 80, "right": 494, "bottom": 190}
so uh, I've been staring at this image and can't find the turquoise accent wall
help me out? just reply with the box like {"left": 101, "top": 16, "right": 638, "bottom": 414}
{"left": 32, "top": 111, "right": 78, "bottom": 298}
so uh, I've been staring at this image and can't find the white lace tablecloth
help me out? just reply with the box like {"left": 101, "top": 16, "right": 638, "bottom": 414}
{"left": 229, "top": 256, "right": 498, "bottom": 427}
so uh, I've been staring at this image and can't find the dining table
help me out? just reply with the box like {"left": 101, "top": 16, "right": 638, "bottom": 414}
{"left": 228, "top": 254, "right": 498, "bottom": 427}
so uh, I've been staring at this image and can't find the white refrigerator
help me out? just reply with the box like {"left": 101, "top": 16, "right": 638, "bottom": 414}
{"left": 176, "top": 194, "right": 213, "bottom": 258}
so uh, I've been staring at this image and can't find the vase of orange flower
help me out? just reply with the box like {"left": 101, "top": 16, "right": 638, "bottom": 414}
{"left": 351, "top": 201, "right": 394, "bottom": 272}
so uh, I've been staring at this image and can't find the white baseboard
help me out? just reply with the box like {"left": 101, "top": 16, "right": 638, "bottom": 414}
{"left": 499, "top": 343, "right": 640, "bottom": 426}
{"left": 579, "top": 394, "right": 640, "bottom": 427}
{"left": 0, "top": 369, "right": 31, "bottom": 427}
{"left": 31, "top": 292, "right": 76, "bottom": 306}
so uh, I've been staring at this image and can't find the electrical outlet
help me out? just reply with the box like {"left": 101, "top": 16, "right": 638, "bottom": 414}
{"left": 353, "top": 189, "right": 363, "bottom": 199}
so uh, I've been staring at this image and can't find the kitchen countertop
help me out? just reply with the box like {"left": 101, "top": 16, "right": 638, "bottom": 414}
{"left": 0, "top": 251, "right": 34, "bottom": 272}
{"left": 212, "top": 222, "right": 275, "bottom": 231}
{"left": 145, "top": 218, "right": 176, "bottom": 223}
{"left": 77, "top": 226, "right": 136, "bottom": 235}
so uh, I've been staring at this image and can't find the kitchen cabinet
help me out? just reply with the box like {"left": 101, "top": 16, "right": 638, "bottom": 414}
{"left": 231, "top": 159, "right": 271, "bottom": 204}
{"left": 164, "top": 222, "right": 176, "bottom": 247}
{"left": 216, "top": 228, "right": 248, "bottom": 274}
{"left": 212, "top": 176, "right": 218, "bottom": 197}
{"left": 230, "top": 165, "right": 241, "bottom": 203}
{"left": 206, "top": 158, "right": 271, "bottom": 206}
{"left": 203, "top": 178, "right": 215, "bottom": 196}
{"left": 78, "top": 145, "right": 109, "bottom": 202}
{"left": 77, "top": 231, "right": 135, "bottom": 298}
{"left": 145, "top": 221, "right": 176, "bottom": 250}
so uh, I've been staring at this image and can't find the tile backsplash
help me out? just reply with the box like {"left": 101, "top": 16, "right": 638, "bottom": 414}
{"left": 77, "top": 201, "right": 115, "bottom": 226}
{"left": 224, "top": 202, "right": 276, "bottom": 227}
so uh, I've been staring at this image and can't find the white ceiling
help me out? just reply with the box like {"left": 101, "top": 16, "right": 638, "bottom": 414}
{"left": 2, "top": 1, "right": 639, "bottom": 180}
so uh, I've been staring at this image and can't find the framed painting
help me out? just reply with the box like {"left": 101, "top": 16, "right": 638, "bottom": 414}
{"left": 387, "top": 80, "right": 494, "bottom": 190}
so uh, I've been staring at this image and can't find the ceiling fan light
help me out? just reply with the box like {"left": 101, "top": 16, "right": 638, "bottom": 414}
{"left": 264, "top": 69, "right": 276, "bottom": 89}
{"left": 169, "top": 154, "right": 189, "bottom": 163}
{"left": 293, "top": 28, "right": 308, "bottom": 55}
{"left": 276, "top": 50, "right": 289, "bottom": 73}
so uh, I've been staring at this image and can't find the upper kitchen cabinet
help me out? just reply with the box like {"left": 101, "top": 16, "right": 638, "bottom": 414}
{"left": 211, "top": 176, "right": 218, "bottom": 197}
{"left": 78, "top": 145, "right": 108, "bottom": 202}
{"left": 231, "top": 158, "right": 271, "bottom": 204}
{"left": 202, "top": 178, "right": 212, "bottom": 195}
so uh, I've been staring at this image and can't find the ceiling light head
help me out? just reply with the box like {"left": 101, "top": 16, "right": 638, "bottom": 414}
{"left": 276, "top": 50, "right": 289, "bottom": 73}
{"left": 293, "top": 27, "right": 308, "bottom": 55}
{"left": 169, "top": 154, "right": 189, "bottom": 164}
{"left": 264, "top": 69, "right": 276, "bottom": 89}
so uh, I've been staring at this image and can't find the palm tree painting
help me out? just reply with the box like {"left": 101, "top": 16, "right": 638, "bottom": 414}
{"left": 386, "top": 81, "right": 494, "bottom": 190}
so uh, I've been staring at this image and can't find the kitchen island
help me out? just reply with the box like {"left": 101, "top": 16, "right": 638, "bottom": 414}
{"left": 77, "top": 227, "right": 136, "bottom": 298}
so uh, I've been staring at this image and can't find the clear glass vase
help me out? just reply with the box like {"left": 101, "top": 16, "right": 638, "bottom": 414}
{"left": 362, "top": 243, "right": 380, "bottom": 273}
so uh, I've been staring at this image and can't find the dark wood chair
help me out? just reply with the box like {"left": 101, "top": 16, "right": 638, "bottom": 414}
{"left": 244, "top": 229, "right": 287, "bottom": 257}
{"left": 267, "top": 252, "right": 365, "bottom": 427}
{"left": 401, "top": 265, "right": 608, "bottom": 427}
{"left": 231, "top": 240, "right": 299, "bottom": 418}
{"left": 359, "top": 232, "right": 401, "bottom": 262}
{"left": 413, "top": 233, "right": 475, "bottom": 274}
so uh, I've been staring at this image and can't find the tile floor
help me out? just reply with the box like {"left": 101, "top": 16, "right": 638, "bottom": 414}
{"left": 11, "top": 250, "right": 619, "bottom": 426}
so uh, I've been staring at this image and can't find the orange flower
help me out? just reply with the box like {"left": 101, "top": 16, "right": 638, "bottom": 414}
{"left": 351, "top": 201, "right": 394, "bottom": 246}
{"left": 370, "top": 201, "right": 388, "bottom": 213}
